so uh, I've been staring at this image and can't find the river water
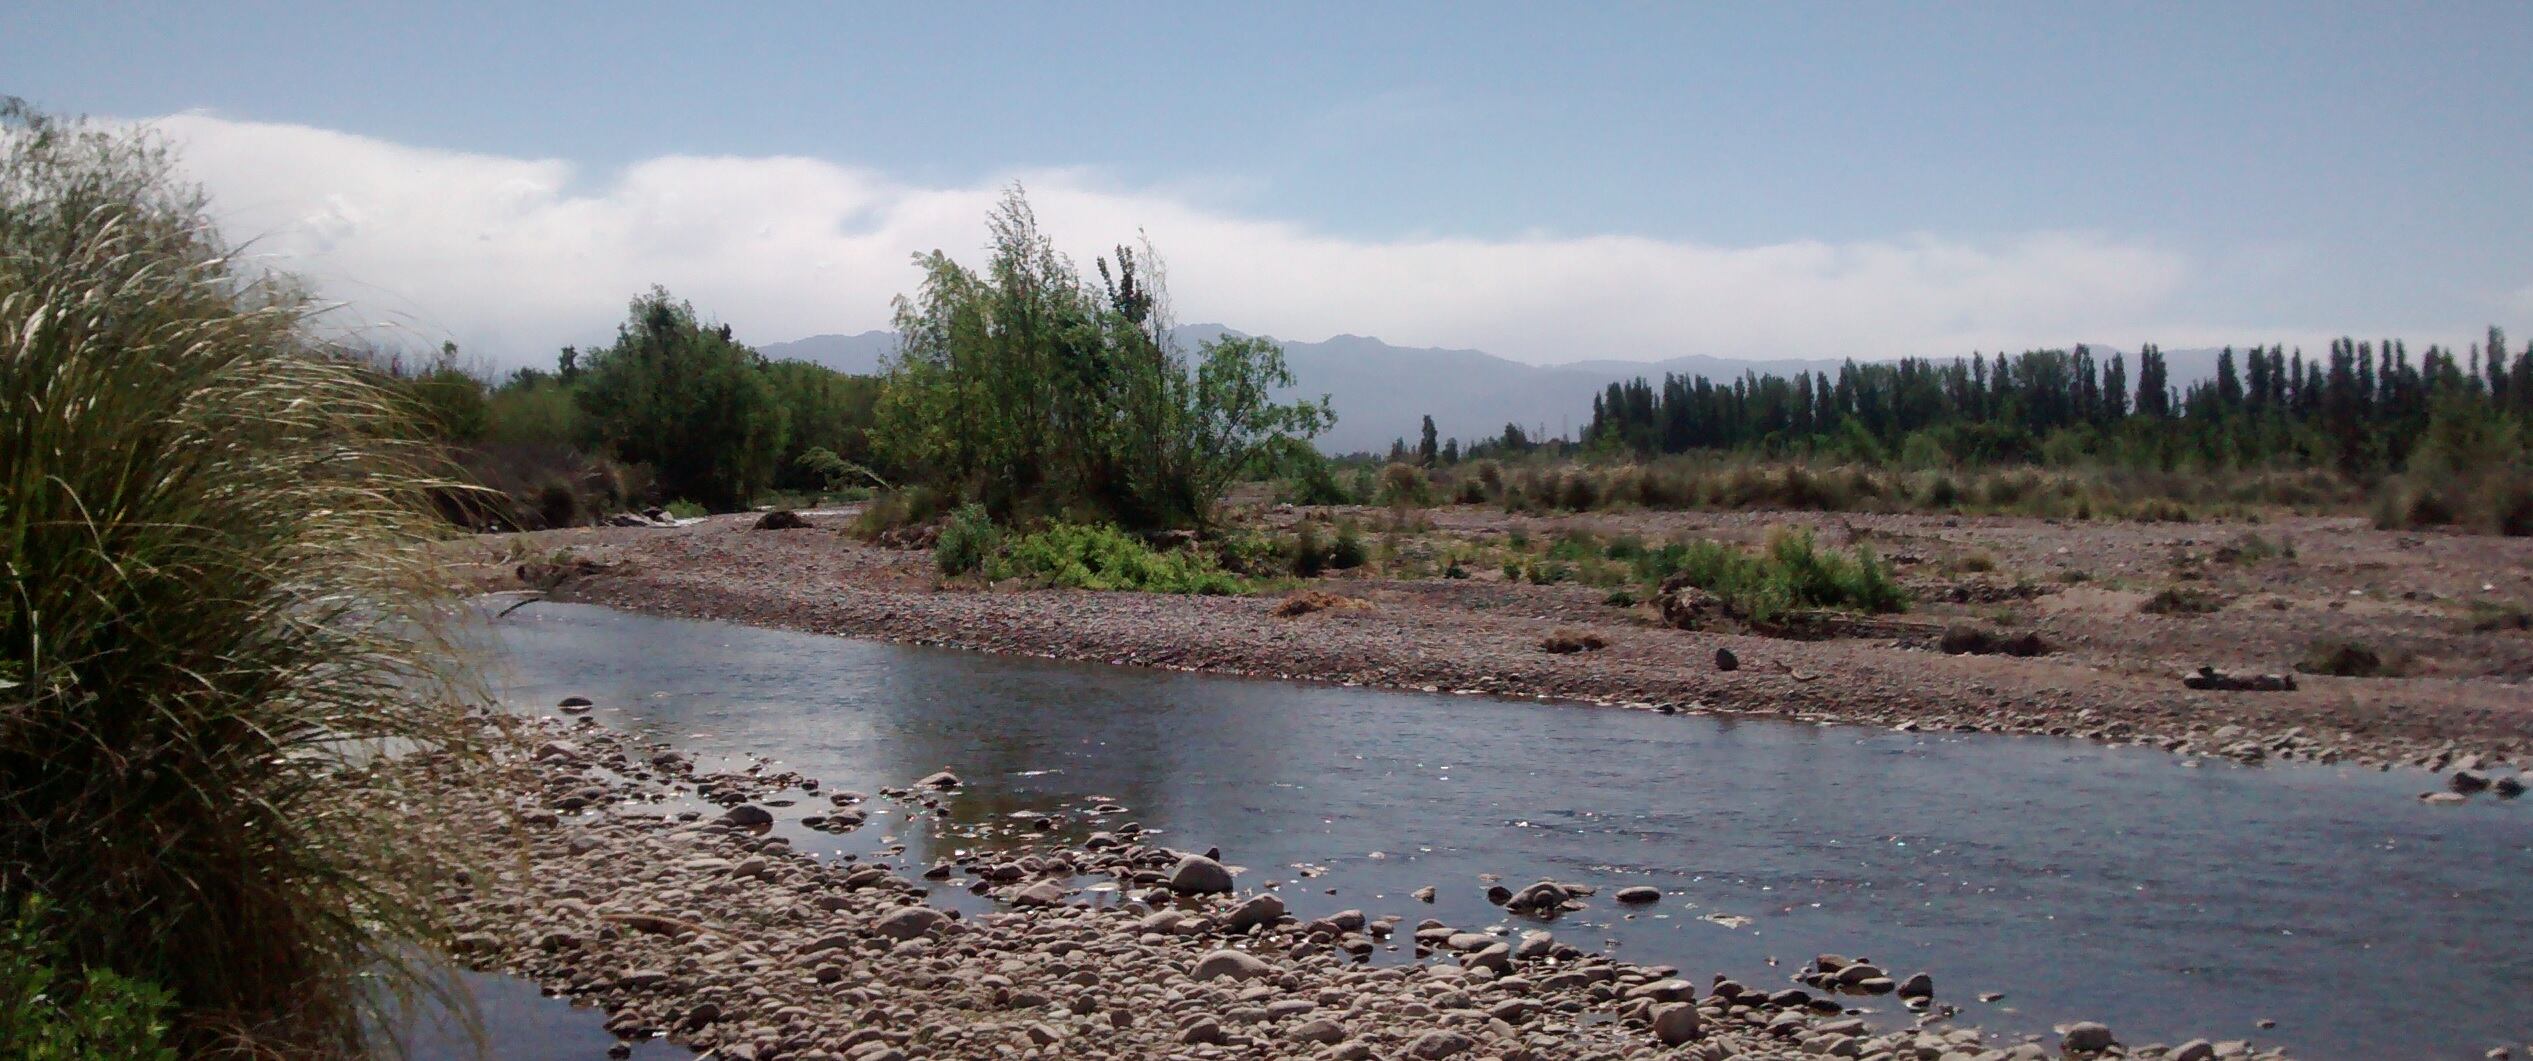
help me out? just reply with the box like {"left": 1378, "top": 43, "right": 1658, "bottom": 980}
{"left": 473, "top": 603, "right": 2531, "bottom": 1059}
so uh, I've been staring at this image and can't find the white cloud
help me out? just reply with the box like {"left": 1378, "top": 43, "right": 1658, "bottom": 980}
{"left": 151, "top": 113, "right": 2211, "bottom": 369}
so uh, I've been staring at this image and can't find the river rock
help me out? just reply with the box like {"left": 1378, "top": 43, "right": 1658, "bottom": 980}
{"left": 2498, "top": 775, "right": 2528, "bottom": 798}
{"left": 1289, "top": 1018, "right": 1346, "bottom": 1044}
{"left": 916, "top": 770, "right": 961, "bottom": 789}
{"left": 752, "top": 509, "right": 810, "bottom": 530}
{"left": 2061, "top": 1022, "right": 2116, "bottom": 1052}
{"left": 1224, "top": 893, "right": 1287, "bottom": 932}
{"left": 873, "top": 905, "right": 943, "bottom": 940}
{"left": 1408, "top": 1029, "right": 1475, "bottom": 1058}
{"left": 1897, "top": 971, "right": 1934, "bottom": 998}
{"left": 557, "top": 696, "right": 593, "bottom": 714}
{"left": 1009, "top": 880, "right": 1067, "bottom": 907}
{"left": 1412, "top": 885, "right": 1436, "bottom": 903}
{"left": 2450, "top": 769, "right": 2492, "bottom": 793}
{"left": 714, "top": 804, "right": 774, "bottom": 828}
{"left": 1651, "top": 1001, "right": 1703, "bottom": 1045}
{"left": 2167, "top": 1042, "right": 2216, "bottom": 1061}
{"left": 1615, "top": 885, "right": 1661, "bottom": 905}
{"left": 1714, "top": 648, "right": 1738, "bottom": 672}
{"left": 1168, "top": 854, "right": 1235, "bottom": 894}
{"left": 1192, "top": 948, "right": 1271, "bottom": 982}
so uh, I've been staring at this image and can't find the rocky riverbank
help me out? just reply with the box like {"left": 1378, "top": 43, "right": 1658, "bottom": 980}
{"left": 480, "top": 509, "right": 2533, "bottom": 791}
{"left": 428, "top": 708, "right": 2287, "bottom": 1060}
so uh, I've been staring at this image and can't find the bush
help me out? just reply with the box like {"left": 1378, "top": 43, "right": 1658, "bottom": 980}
{"left": 1661, "top": 529, "right": 1906, "bottom": 624}
{"left": 986, "top": 523, "right": 1246, "bottom": 594}
{"left": 2300, "top": 638, "right": 2401, "bottom": 677}
{"left": 935, "top": 504, "right": 999, "bottom": 576}
{"left": 0, "top": 899, "right": 177, "bottom": 1060}
{"left": 2141, "top": 586, "right": 2229, "bottom": 615}
{"left": 574, "top": 288, "right": 787, "bottom": 512}
{"left": 2466, "top": 601, "right": 2531, "bottom": 632}
{"left": 0, "top": 104, "right": 475, "bottom": 1053}
{"left": 1329, "top": 521, "right": 1371, "bottom": 570}
{"left": 853, "top": 485, "right": 951, "bottom": 538}
{"left": 1376, "top": 462, "right": 1431, "bottom": 507}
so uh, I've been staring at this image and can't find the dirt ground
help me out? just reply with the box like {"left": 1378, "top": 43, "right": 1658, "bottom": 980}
{"left": 455, "top": 505, "right": 2533, "bottom": 783}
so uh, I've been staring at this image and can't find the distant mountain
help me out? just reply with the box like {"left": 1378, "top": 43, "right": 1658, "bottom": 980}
{"left": 760, "top": 326, "right": 2242, "bottom": 456}
{"left": 759, "top": 330, "right": 898, "bottom": 375}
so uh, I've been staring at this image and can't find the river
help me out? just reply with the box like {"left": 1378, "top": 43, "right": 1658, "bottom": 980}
{"left": 467, "top": 602, "right": 2532, "bottom": 1058}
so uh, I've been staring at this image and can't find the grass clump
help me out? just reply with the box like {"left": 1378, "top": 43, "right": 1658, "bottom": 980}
{"left": 985, "top": 523, "right": 1247, "bottom": 594}
{"left": 2299, "top": 638, "right": 2404, "bottom": 677}
{"left": 2466, "top": 600, "right": 2532, "bottom": 633}
{"left": 1663, "top": 529, "right": 1906, "bottom": 624}
{"left": 2141, "top": 586, "right": 2230, "bottom": 615}
{"left": 1, "top": 104, "right": 475, "bottom": 1054}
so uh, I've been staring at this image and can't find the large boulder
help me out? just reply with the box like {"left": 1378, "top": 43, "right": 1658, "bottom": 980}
{"left": 1191, "top": 949, "right": 1271, "bottom": 982}
{"left": 873, "top": 905, "right": 944, "bottom": 941}
{"left": 1167, "top": 854, "right": 1235, "bottom": 894}
{"left": 1651, "top": 1002, "right": 1702, "bottom": 1045}
{"left": 2061, "top": 1022, "right": 2116, "bottom": 1053}
{"left": 753, "top": 509, "right": 811, "bottom": 530}
{"left": 1222, "top": 893, "right": 1287, "bottom": 932}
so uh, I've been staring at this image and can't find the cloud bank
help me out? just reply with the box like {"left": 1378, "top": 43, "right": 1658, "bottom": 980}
{"left": 153, "top": 113, "right": 2218, "bottom": 369}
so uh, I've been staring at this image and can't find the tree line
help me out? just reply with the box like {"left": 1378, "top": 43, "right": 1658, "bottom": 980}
{"left": 1574, "top": 333, "right": 2533, "bottom": 475}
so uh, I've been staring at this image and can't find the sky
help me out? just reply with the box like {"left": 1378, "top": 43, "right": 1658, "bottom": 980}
{"left": 5, "top": 2, "right": 2529, "bottom": 370}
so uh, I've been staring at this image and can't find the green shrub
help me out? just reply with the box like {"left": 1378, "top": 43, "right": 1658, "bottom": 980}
{"left": 1329, "top": 520, "right": 1371, "bottom": 570}
{"left": 852, "top": 484, "right": 950, "bottom": 537}
{"left": 986, "top": 523, "right": 1246, "bottom": 594}
{"left": 935, "top": 504, "right": 999, "bottom": 576}
{"left": 0, "top": 899, "right": 177, "bottom": 1060}
{"left": 1289, "top": 522, "right": 1328, "bottom": 577}
{"left": 1376, "top": 462, "right": 1431, "bottom": 507}
{"left": 1661, "top": 530, "right": 1906, "bottom": 624}
{"left": 1, "top": 105, "right": 475, "bottom": 1053}
{"left": 664, "top": 499, "right": 708, "bottom": 520}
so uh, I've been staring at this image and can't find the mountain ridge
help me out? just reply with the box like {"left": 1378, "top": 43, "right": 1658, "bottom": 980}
{"left": 757, "top": 326, "right": 2238, "bottom": 454}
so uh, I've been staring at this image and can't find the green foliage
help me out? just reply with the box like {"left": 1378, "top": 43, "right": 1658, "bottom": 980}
{"left": 1328, "top": 520, "right": 1371, "bottom": 570}
{"left": 483, "top": 372, "right": 580, "bottom": 446}
{"left": 663, "top": 499, "right": 707, "bottom": 520}
{"left": 1376, "top": 462, "right": 1431, "bottom": 507}
{"left": 764, "top": 360, "right": 883, "bottom": 492}
{"left": 1276, "top": 450, "right": 1358, "bottom": 506}
{"left": 877, "top": 188, "right": 1331, "bottom": 530}
{"left": 575, "top": 287, "right": 787, "bottom": 512}
{"left": 0, "top": 900, "right": 176, "bottom": 1060}
{"left": 0, "top": 103, "right": 475, "bottom": 1054}
{"left": 1663, "top": 530, "right": 1906, "bottom": 624}
{"left": 985, "top": 523, "right": 1246, "bottom": 594}
{"left": 935, "top": 504, "right": 999, "bottom": 576}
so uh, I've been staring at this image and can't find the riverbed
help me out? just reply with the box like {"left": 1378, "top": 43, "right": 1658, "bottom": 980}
{"left": 476, "top": 602, "right": 2532, "bottom": 1058}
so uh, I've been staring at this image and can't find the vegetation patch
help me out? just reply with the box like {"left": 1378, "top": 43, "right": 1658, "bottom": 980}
{"left": 1273, "top": 590, "right": 1371, "bottom": 618}
{"left": 1541, "top": 628, "right": 1609, "bottom": 654}
{"left": 1939, "top": 624, "right": 2055, "bottom": 657}
{"left": 982, "top": 522, "right": 1247, "bottom": 595}
{"left": 2141, "top": 586, "right": 2230, "bottom": 615}
{"left": 2466, "top": 600, "right": 2532, "bottom": 633}
{"left": 1658, "top": 529, "right": 1908, "bottom": 626}
{"left": 2299, "top": 638, "right": 2408, "bottom": 678}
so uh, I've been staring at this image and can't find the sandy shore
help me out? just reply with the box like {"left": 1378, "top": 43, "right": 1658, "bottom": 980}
{"left": 481, "top": 506, "right": 2533, "bottom": 784}
{"left": 432, "top": 712, "right": 2275, "bottom": 1060}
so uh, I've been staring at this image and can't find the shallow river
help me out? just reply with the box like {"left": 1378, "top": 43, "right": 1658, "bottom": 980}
{"left": 472, "top": 603, "right": 2530, "bottom": 1059}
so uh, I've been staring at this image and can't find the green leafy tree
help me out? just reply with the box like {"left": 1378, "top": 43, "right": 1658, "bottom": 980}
{"left": 574, "top": 288, "right": 787, "bottom": 511}
{"left": 876, "top": 187, "right": 1330, "bottom": 529}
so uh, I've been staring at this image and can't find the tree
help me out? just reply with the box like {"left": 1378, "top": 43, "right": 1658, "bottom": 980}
{"left": 574, "top": 287, "right": 787, "bottom": 511}
{"left": 1418, "top": 415, "right": 1439, "bottom": 466}
{"left": 876, "top": 187, "right": 1329, "bottom": 529}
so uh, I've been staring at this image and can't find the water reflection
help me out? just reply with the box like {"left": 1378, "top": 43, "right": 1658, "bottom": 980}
{"left": 476, "top": 603, "right": 2533, "bottom": 1060}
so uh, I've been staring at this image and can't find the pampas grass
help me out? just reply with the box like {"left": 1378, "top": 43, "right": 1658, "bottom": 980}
{"left": 1, "top": 101, "right": 478, "bottom": 1056}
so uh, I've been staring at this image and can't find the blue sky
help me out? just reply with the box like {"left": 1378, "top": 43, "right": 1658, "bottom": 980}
{"left": 5, "top": 2, "right": 2528, "bottom": 366}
